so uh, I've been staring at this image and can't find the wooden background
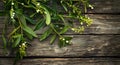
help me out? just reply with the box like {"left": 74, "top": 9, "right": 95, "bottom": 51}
{"left": 0, "top": 0, "right": 120, "bottom": 65}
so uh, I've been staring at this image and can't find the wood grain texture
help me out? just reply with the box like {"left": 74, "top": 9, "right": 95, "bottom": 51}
{"left": 0, "top": 35, "right": 120, "bottom": 56}
{"left": 88, "top": 0, "right": 120, "bottom": 13}
{"left": 0, "top": 58, "right": 120, "bottom": 65}
{"left": 0, "top": 14, "right": 120, "bottom": 34}
{"left": 0, "top": 0, "right": 120, "bottom": 65}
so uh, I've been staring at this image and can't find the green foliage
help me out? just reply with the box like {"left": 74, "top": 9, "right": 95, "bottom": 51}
{"left": 1, "top": 0, "right": 93, "bottom": 64}
{"left": 59, "top": 36, "right": 73, "bottom": 48}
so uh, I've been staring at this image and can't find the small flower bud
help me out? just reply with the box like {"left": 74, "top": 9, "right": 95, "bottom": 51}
{"left": 22, "top": 43, "right": 25, "bottom": 46}
{"left": 80, "top": 22, "right": 83, "bottom": 25}
{"left": 11, "top": 16, "right": 14, "bottom": 19}
{"left": 11, "top": 2, "right": 14, "bottom": 5}
{"left": 66, "top": 40, "right": 69, "bottom": 43}
{"left": 36, "top": 9, "right": 40, "bottom": 13}
{"left": 21, "top": 3, "right": 24, "bottom": 5}
{"left": 37, "top": 3, "right": 40, "bottom": 6}
{"left": 62, "top": 38, "right": 65, "bottom": 41}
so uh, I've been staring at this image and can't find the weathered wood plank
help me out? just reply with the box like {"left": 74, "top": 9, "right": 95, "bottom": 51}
{"left": 0, "top": 0, "right": 120, "bottom": 13}
{"left": 0, "top": 2, "right": 4, "bottom": 10}
{"left": 0, "top": 35, "right": 120, "bottom": 56}
{"left": 0, "top": 58, "right": 120, "bottom": 65}
{"left": 88, "top": 0, "right": 120, "bottom": 13}
{"left": 0, "top": 14, "right": 120, "bottom": 34}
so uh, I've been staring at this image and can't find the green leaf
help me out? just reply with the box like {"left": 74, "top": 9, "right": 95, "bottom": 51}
{"left": 50, "top": 35, "right": 56, "bottom": 44}
{"left": 19, "top": 15, "right": 27, "bottom": 27}
{"left": 16, "top": 10, "right": 27, "bottom": 27}
{"left": 12, "top": 34, "right": 22, "bottom": 48}
{"left": 58, "top": 37, "right": 72, "bottom": 48}
{"left": 44, "top": 9, "right": 51, "bottom": 25}
{"left": 24, "top": 31, "right": 33, "bottom": 40}
{"left": 40, "top": 28, "right": 52, "bottom": 41}
{"left": 60, "top": 26, "right": 69, "bottom": 34}
{"left": 40, "top": 3, "right": 56, "bottom": 14}
{"left": 2, "top": 34, "right": 7, "bottom": 49}
{"left": 34, "top": 19, "right": 45, "bottom": 31}
{"left": 58, "top": 15, "right": 66, "bottom": 25}
{"left": 30, "top": 12, "right": 37, "bottom": 18}
{"left": 8, "top": 26, "right": 20, "bottom": 37}
{"left": 12, "top": 34, "right": 22, "bottom": 38}
{"left": 10, "top": 8, "right": 14, "bottom": 18}
{"left": 25, "top": 16, "right": 36, "bottom": 24}
{"left": 61, "top": 2, "right": 68, "bottom": 12}
{"left": 23, "top": 26, "right": 37, "bottom": 37}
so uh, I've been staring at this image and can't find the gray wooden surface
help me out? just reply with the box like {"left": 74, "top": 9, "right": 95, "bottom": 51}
{"left": 0, "top": 0, "right": 120, "bottom": 65}
{"left": 0, "top": 35, "right": 120, "bottom": 56}
{"left": 0, "top": 58, "right": 120, "bottom": 65}
{"left": 88, "top": 0, "right": 120, "bottom": 13}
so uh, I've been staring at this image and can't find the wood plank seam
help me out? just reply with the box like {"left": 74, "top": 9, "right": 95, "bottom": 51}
{"left": 0, "top": 56, "right": 120, "bottom": 58}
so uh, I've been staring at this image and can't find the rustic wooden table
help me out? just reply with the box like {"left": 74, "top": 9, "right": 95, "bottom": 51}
{"left": 0, "top": 0, "right": 120, "bottom": 65}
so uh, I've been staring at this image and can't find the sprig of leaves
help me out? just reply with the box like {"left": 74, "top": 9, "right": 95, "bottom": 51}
{"left": 1, "top": 0, "right": 93, "bottom": 65}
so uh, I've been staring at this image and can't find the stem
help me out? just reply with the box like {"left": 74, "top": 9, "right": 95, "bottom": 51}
{"left": 81, "top": 0, "right": 87, "bottom": 13}
{"left": 18, "top": 18, "right": 23, "bottom": 34}
{"left": 2, "top": 15, "right": 8, "bottom": 54}
{"left": 8, "top": 26, "right": 21, "bottom": 37}
{"left": 58, "top": 15, "right": 67, "bottom": 25}
{"left": 50, "top": 24, "right": 63, "bottom": 38}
